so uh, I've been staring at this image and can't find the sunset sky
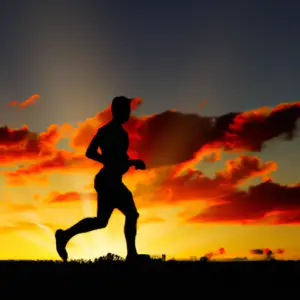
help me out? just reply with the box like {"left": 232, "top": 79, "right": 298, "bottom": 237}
{"left": 1, "top": 0, "right": 300, "bottom": 261}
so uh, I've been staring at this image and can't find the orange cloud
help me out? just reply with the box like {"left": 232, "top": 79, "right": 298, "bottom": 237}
{"left": 70, "top": 97, "right": 143, "bottom": 154}
{"left": 4, "top": 151, "right": 94, "bottom": 185}
{"left": 132, "top": 155, "right": 277, "bottom": 207}
{"left": 48, "top": 191, "right": 96, "bottom": 204}
{"left": 216, "top": 155, "right": 277, "bottom": 185}
{"left": 1, "top": 98, "right": 299, "bottom": 226}
{"left": 7, "top": 94, "right": 41, "bottom": 109}
{"left": 138, "top": 217, "right": 165, "bottom": 224}
{"left": 5, "top": 152, "right": 150, "bottom": 186}
{"left": 69, "top": 101, "right": 300, "bottom": 168}
{"left": 40, "top": 155, "right": 278, "bottom": 217}
{"left": 2, "top": 100, "right": 299, "bottom": 170}
{"left": 0, "top": 124, "right": 71, "bottom": 165}
{"left": 7, "top": 100, "right": 19, "bottom": 107}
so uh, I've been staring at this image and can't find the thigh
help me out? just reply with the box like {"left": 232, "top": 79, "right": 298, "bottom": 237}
{"left": 96, "top": 191, "right": 114, "bottom": 222}
{"left": 94, "top": 171, "right": 115, "bottom": 213}
{"left": 115, "top": 183, "right": 139, "bottom": 217}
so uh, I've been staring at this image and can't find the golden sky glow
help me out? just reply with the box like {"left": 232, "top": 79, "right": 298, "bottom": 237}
{"left": 0, "top": 97, "right": 300, "bottom": 261}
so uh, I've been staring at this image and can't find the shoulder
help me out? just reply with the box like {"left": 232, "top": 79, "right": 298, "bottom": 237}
{"left": 97, "top": 122, "right": 111, "bottom": 135}
{"left": 97, "top": 122, "right": 118, "bottom": 139}
{"left": 97, "top": 122, "right": 127, "bottom": 137}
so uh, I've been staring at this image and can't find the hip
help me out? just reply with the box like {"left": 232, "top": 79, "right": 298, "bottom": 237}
{"left": 94, "top": 168, "right": 123, "bottom": 189}
{"left": 94, "top": 170, "right": 132, "bottom": 198}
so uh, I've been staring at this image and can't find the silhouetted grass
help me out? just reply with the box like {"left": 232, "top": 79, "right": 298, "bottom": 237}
{"left": 1, "top": 259, "right": 299, "bottom": 295}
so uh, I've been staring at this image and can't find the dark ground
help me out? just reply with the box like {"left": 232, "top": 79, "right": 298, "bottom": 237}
{"left": 1, "top": 259, "right": 299, "bottom": 296}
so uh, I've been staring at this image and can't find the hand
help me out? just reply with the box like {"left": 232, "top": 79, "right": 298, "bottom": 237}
{"left": 131, "top": 159, "right": 146, "bottom": 170}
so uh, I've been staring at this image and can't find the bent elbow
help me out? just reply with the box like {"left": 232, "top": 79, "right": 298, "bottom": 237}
{"left": 85, "top": 149, "right": 93, "bottom": 159}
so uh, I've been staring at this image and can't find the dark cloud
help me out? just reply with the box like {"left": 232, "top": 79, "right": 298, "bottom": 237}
{"left": 188, "top": 180, "right": 300, "bottom": 224}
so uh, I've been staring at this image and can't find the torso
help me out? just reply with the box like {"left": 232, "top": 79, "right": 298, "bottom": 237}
{"left": 97, "top": 121, "right": 130, "bottom": 177}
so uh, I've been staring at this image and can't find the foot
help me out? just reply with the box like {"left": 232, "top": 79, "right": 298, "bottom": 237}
{"left": 126, "top": 253, "right": 151, "bottom": 262}
{"left": 55, "top": 229, "right": 68, "bottom": 262}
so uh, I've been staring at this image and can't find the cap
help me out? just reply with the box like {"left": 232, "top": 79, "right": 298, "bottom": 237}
{"left": 111, "top": 96, "right": 133, "bottom": 111}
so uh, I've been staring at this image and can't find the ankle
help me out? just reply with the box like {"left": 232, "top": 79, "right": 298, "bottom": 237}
{"left": 127, "top": 251, "right": 138, "bottom": 257}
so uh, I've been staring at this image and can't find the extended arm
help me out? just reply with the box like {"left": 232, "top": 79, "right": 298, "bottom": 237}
{"left": 85, "top": 130, "right": 105, "bottom": 164}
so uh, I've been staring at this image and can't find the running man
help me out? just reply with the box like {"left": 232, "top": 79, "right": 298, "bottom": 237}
{"left": 55, "top": 96, "right": 147, "bottom": 262}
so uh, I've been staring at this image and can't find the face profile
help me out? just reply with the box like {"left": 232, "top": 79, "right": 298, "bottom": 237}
{"left": 111, "top": 96, "right": 132, "bottom": 124}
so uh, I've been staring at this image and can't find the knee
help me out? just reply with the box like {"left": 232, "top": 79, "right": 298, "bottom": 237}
{"left": 125, "top": 211, "right": 139, "bottom": 222}
{"left": 94, "top": 217, "right": 109, "bottom": 229}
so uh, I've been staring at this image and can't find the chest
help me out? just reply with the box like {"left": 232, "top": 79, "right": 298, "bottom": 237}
{"left": 100, "top": 127, "right": 129, "bottom": 151}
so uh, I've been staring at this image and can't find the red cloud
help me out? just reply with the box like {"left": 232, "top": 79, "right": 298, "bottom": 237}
{"left": 215, "top": 155, "right": 277, "bottom": 185}
{"left": 224, "top": 103, "right": 300, "bottom": 151}
{"left": 4, "top": 150, "right": 97, "bottom": 185}
{"left": 204, "top": 247, "right": 226, "bottom": 259}
{"left": 2, "top": 100, "right": 299, "bottom": 172}
{"left": 38, "top": 155, "right": 276, "bottom": 212}
{"left": 2, "top": 100, "right": 299, "bottom": 169}
{"left": 188, "top": 180, "right": 300, "bottom": 224}
{"left": 0, "top": 126, "right": 29, "bottom": 147}
{"left": 250, "top": 248, "right": 285, "bottom": 255}
{"left": 132, "top": 155, "right": 277, "bottom": 206}
{"left": 0, "top": 124, "right": 70, "bottom": 165}
{"left": 1, "top": 99, "right": 299, "bottom": 226}
{"left": 70, "top": 97, "right": 143, "bottom": 154}
{"left": 69, "top": 101, "right": 300, "bottom": 168}
{"left": 7, "top": 100, "right": 19, "bottom": 107}
{"left": 275, "top": 248, "right": 285, "bottom": 254}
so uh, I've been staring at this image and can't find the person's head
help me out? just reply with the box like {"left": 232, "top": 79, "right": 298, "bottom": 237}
{"left": 111, "top": 96, "right": 132, "bottom": 124}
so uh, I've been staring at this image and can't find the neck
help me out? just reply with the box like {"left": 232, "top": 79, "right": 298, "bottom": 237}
{"left": 111, "top": 118, "right": 122, "bottom": 125}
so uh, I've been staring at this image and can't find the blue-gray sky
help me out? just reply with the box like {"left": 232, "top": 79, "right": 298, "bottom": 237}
{"left": 0, "top": 0, "right": 300, "bottom": 183}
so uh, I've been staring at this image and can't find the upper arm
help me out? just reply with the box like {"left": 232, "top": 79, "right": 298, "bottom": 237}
{"left": 86, "top": 129, "right": 102, "bottom": 154}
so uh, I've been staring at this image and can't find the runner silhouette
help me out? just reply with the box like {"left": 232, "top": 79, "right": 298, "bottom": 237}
{"left": 55, "top": 96, "right": 148, "bottom": 262}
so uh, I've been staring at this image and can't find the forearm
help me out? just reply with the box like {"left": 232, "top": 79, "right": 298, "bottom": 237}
{"left": 128, "top": 159, "right": 137, "bottom": 166}
{"left": 86, "top": 149, "right": 136, "bottom": 166}
{"left": 86, "top": 151, "right": 105, "bottom": 164}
